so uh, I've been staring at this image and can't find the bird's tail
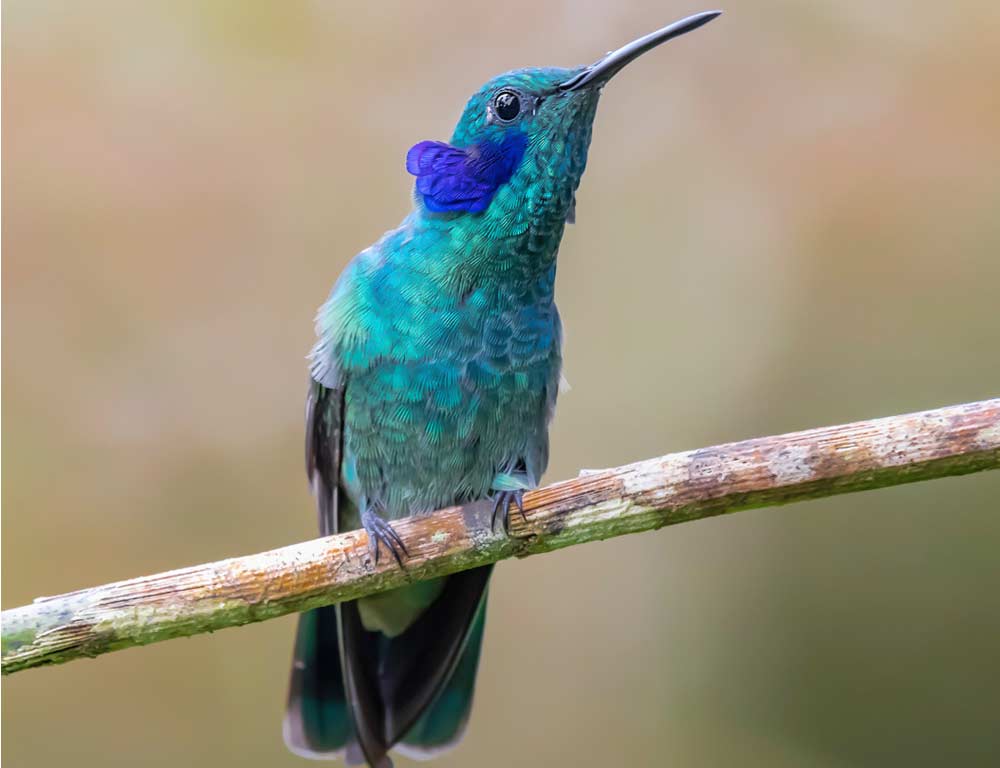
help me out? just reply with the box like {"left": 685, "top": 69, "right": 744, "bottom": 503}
{"left": 284, "top": 567, "right": 490, "bottom": 766}
{"left": 284, "top": 605, "right": 354, "bottom": 760}
{"left": 394, "top": 597, "right": 487, "bottom": 760}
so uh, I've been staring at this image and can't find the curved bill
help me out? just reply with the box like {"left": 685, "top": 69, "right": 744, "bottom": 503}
{"left": 559, "top": 10, "right": 722, "bottom": 92}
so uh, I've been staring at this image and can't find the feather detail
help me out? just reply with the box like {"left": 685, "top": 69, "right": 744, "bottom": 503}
{"left": 406, "top": 133, "right": 527, "bottom": 214}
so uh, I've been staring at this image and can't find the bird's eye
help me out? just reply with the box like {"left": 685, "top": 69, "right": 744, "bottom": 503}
{"left": 493, "top": 90, "right": 521, "bottom": 122}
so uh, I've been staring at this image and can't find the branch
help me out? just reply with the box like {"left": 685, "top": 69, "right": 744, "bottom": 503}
{"left": 3, "top": 399, "right": 998, "bottom": 675}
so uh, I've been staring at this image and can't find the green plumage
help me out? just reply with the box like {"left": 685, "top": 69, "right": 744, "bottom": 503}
{"left": 283, "top": 12, "right": 721, "bottom": 767}
{"left": 310, "top": 70, "right": 598, "bottom": 518}
{"left": 396, "top": 596, "right": 488, "bottom": 759}
{"left": 289, "top": 69, "right": 596, "bottom": 768}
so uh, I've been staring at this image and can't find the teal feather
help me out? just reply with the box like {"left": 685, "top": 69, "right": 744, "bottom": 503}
{"left": 284, "top": 607, "right": 351, "bottom": 758}
{"left": 397, "top": 596, "right": 488, "bottom": 759}
{"left": 285, "top": 12, "right": 721, "bottom": 765}
{"left": 291, "top": 67, "right": 597, "bottom": 768}
{"left": 312, "top": 74, "right": 594, "bottom": 518}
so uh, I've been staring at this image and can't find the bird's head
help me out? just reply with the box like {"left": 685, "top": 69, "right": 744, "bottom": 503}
{"left": 406, "top": 11, "right": 721, "bottom": 218}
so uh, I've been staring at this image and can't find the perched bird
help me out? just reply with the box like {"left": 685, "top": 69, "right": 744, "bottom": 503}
{"left": 284, "top": 12, "right": 721, "bottom": 767}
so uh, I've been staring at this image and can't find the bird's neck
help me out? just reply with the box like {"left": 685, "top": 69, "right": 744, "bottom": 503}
{"left": 411, "top": 152, "right": 590, "bottom": 293}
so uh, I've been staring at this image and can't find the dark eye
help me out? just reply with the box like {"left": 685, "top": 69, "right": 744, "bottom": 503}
{"left": 493, "top": 90, "right": 521, "bottom": 122}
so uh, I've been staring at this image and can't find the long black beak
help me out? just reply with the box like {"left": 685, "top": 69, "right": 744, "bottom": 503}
{"left": 559, "top": 10, "right": 722, "bottom": 92}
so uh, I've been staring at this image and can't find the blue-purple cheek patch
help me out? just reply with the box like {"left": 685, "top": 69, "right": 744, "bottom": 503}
{"left": 406, "top": 132, "right": 528, "bottom": 214}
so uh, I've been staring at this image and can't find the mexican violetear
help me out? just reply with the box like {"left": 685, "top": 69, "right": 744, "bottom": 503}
{"left": 284, "top": 11, "right": 721, "bottom": 767}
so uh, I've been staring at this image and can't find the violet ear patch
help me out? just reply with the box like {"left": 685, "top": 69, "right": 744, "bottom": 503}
{"left": 406, "top": 133, "right": 527, "bottom": 214}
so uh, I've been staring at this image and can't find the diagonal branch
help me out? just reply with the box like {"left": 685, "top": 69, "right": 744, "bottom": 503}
{"left": 3, "top": 399, "right": 998, "bottom": 675}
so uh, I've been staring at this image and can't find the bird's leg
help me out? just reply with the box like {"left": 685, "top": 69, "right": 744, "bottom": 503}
{"left": 489, "top": 471, "right": 532, "bottom": 533}
{"left": 361, "top": 505, "right": 408, "bottom": 567}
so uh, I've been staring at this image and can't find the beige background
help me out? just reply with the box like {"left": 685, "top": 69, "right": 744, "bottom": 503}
{"left": 4, "top": 2, "right": 999, "bottom": 766}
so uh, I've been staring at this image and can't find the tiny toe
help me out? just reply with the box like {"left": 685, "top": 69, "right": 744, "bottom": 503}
{"left": 386, "top": 524, "right": 408, "bottom": 556}
{"left": 514, "top": 490, "right": 527, "bottom": 521}
{"left": 369, "top": 516, "right": 407, "bottom": 567}
{"left": 491, "top": 494, "right": 504, "bottom": 531}
{"left": 503, "top": 494, "right": 512, "bottom": 534}
{"left": 388, "top": 540, "right": 405, "bottom": 567}
{"left": 381, "top": 530, "right": 405, "bottom": 567}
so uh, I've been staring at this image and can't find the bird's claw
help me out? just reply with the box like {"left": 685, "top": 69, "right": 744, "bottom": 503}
{"left": 491, "top": 489, "right": 527, "bottom": 534}
{"left": 361, "top": 510, "right": 408, "bottom": 567}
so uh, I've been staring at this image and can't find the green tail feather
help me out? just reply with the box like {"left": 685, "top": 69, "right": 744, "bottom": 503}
{"left": 396, "top": 597, "right": 487, "bottom": 759}
{"left": 284, "top": 606, "right": 353, "bottom": 758}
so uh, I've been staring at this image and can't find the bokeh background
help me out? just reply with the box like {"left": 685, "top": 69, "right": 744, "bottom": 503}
{"left": 4, "top": 1, "right": 999, "bottom": 766}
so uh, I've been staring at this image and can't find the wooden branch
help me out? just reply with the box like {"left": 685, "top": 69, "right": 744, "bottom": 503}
{"left": 3, "top": 399, "right": 998, "bottom": 675}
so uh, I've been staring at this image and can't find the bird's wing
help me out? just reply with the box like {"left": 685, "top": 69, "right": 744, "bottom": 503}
{"left": 308, "top": 331, "right": 399, "bottom": 766}
{"left": 285, "top": 376, "right": 353, "bottom": 760}
{"left": 304, "top": 377, "right": 344, "bottom": 537}
{"left": 294, "top": 372, "right": 396, "bottom": 767}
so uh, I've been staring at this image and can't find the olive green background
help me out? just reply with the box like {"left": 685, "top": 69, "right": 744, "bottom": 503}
{"left": 3, "top": 2, "right": 999, "bottom": 766}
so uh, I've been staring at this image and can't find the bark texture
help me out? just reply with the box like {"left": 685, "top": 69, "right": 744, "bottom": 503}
{"left": 3, "top": 398, "right": 998, "bottom": 675}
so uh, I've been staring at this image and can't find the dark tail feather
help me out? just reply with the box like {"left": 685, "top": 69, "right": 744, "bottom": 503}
{"left": 378, "top": 565, "right": 492, "bottom": 746}
{"left": 336, "top": 566, "right": 492, "bottom": 767}
{"left": 396, "top": 594, "right": 488, "bottom": 759}
{"left": 339, "top": 600, "right": 394, "bottom": 768}
{"left": 287, "top": 567, "right": 492, "bottom": 766}
{"left": 284, "top": 606, "right": 353, "bottom": 759}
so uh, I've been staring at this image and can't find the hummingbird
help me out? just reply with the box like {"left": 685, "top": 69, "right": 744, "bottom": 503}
{"left": 284, "top": 11, "right": 721, "bottom": 767}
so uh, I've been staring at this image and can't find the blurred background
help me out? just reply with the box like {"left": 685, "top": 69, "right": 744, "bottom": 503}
{"left": 4, "top": 1, "right": 1000, "bottom": 766}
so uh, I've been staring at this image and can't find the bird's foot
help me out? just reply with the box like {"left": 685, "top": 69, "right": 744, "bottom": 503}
{"left": 491, "top": 489, "right": 527, "bottom": 534}
{"left": 361, "top": 508, "right": 408, "bottom": 567}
